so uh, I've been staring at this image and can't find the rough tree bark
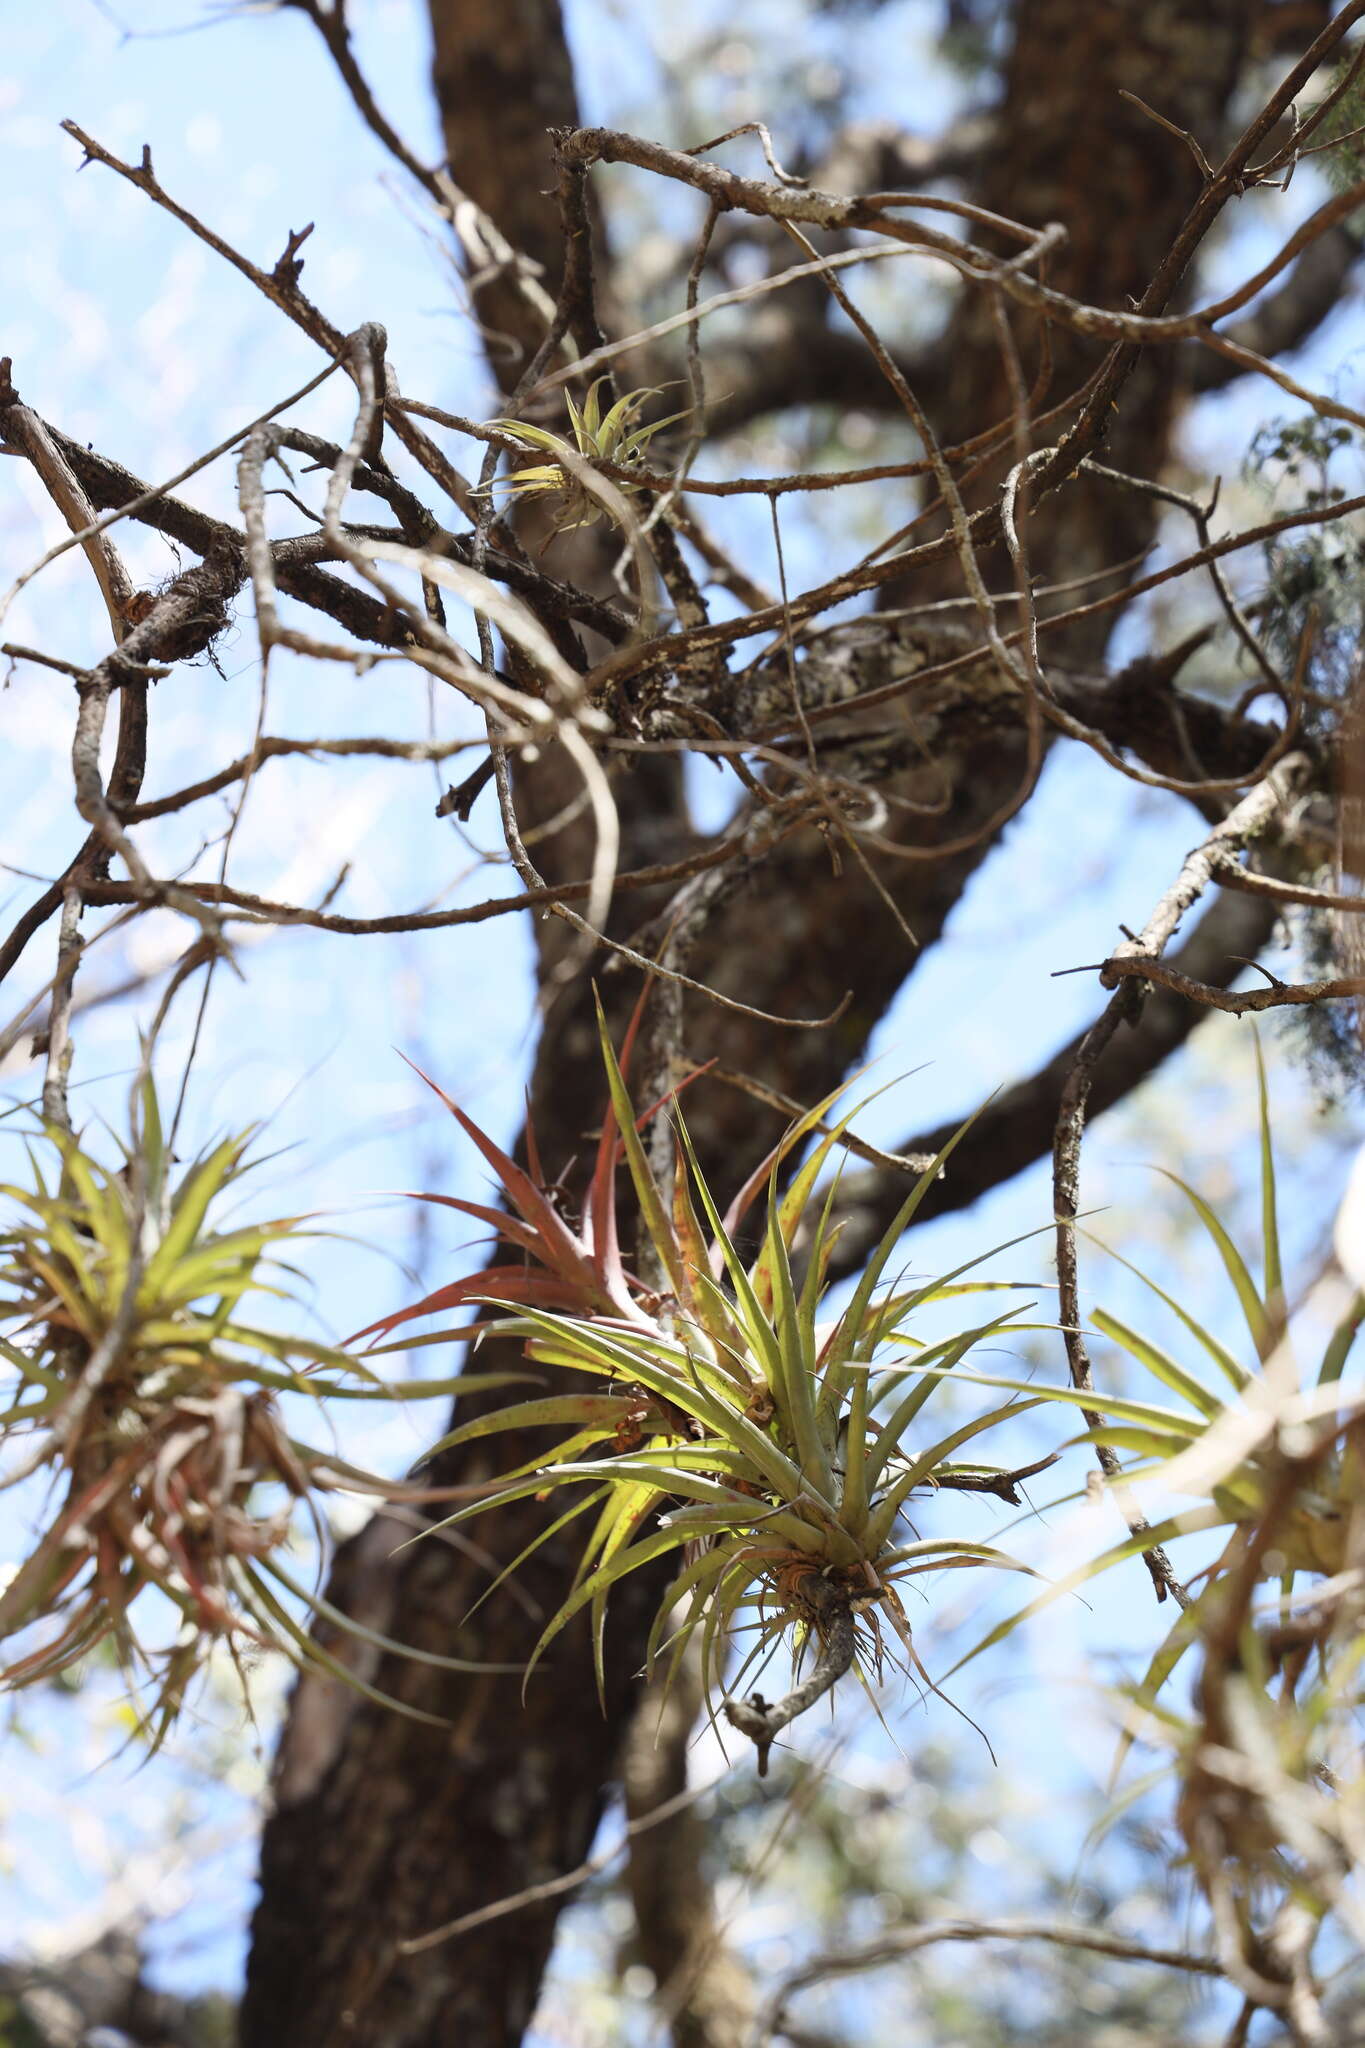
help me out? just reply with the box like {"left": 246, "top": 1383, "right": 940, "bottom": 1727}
{"left": 240, "top": 4, "right": 1340, "bottom": 2043}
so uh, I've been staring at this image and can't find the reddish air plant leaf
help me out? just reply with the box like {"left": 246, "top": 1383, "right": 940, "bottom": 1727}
{"left": 586, "top": 995, "right": 635, "bottom": 1275}
{"left": 396, "top": 1192, "right": 599, "bottom": 1282}
{"left": 523, "top": 1093, "right": 547, "bottom": 1190}
{"left": 593, "top": 992, "right": 694, "bottom": 1308}
{"left": 350, "top": 1267, "right": 604, "bottom": 1350}
{"left": 398, "top": 1055, "right": 594, "bottom": 1273}
{"left": 366, "top": 1006, "right": 694, "bottom": 1353}
{"left": 585, "top": 1100, "right": 631, "bottom": 1311}
{"left": 586, "top": 981, "right": 713, "bottom": 1305}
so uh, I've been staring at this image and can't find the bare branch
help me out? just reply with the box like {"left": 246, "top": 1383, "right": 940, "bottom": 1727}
{"left": 759, "top": 1918, "right": 1224, "bottom": 2047}
{"left": 1192, "top": 225, "right": 1362, "bottom": 391}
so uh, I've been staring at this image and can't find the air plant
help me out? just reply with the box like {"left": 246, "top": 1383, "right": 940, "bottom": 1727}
{"left": 358, "top": 1000, "right": 1057, "bottom": 1772}
{"left": 0, "top": 1079, "right": 522, "bottom": 1732}
{"left": 952, "top": 1045, "right": 1364, "bottom": 1669}
{"left": 484, "top": 378, "right": 689, "bottom": 535}
{"left": 1000, "top": 1048, "right": 1361, "bottom": 1664}
{"left": 1094, "top": 1050, "right": 1365, "bottom": 1942}
{"left": 1103, "top": 1458, "right": 1365, "bottom": 1993}
{"left": 943, "top": 1044, "right": 1365, "bottom": 1967}
{"left": 1138, "top": 1550, "right": 1365, "bottom": 1965}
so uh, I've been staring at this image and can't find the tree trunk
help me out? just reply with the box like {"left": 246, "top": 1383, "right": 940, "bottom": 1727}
{"left": 241, "top": 4, "right": 1293, "bottom": 2042}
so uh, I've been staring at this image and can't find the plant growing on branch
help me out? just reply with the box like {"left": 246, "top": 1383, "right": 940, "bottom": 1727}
{"left": 949, "top": 1048, "right": 1365, "bottom": 2015}
{"left": 13, "top": 0, "right": 1365, "bottom": 2032}
{"left": 964, "top": 1050, "right": 1364, "bottom": 1668}
{"left": 486, "top": 379, "right": 689, "bottom": 535}
{"left": 358, "top": 1004, "right": 1056, "bottom": 1774}
{"left": 1098, "top": 1055, "right": 1365, "bottom": 1988}
{"left": 0, "top": 1077, "right": 522, "bottom": 1732}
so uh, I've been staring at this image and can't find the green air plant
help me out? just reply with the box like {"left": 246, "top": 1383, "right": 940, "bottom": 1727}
{"left": 485, "top": 378, "right": 688, "bottom": 536}
{"left": 953, "top": 1043, "right": 1365, "bottom": 1743}
{"left": 915, "top": 1047, "right": 1365, "bottom": 1973}
{"left": 356, "top": 999, "right": 1057, "bottom": 1773}
{"left": 1091, "top": 1041, "right": 1362, "bottom": 1589}
{"left": 1092, "top": 1450, "right": 1365, "bottom": 1975}
{"left": 0, "top": 1080, "right": 523, "bottom": 1732}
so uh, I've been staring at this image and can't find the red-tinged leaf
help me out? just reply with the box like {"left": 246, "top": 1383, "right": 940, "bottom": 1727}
{"left": 397, "top": 1190, "right": 605, "bottom": 1294}
{"left": 585, "top": 1093, "right": 630, "bottom": 1313}
{"left": 587, "top": 984, "right": 711, "bottom": 1295}
{"left": 595, "top": 1175, "right": 633, "bottom": 1316}
{"left": 349, "top": 1267, "right": 593, "bottom": 1347}
{"left": 632, "top": 1060, "right": 713, "bottom": 1134}
{"left": 398, "top": 1053, "right": 586, "bottom": 1274}
{"left": 616, "top": 977, "right": 650, "bottom": 1078}
{"left": 400, "top": 1190, "right": 567, "bottom": 1259}
{"left": 587, "top": 981, "right": 652, "bottom": 1292}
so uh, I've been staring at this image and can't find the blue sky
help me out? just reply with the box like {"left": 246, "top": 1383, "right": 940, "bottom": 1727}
{"left": 2, "top": 0, "right": 1362, "bottom": 2023}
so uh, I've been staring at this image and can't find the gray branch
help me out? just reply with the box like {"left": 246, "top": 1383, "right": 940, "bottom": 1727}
{"left": 722, "top": 1578, "right": 856, "bottom": 1776}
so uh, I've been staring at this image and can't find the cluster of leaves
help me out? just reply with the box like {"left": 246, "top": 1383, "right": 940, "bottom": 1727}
{"left": 961, "top": 1048, "right": 1365, "bottom": 1960}
{"left": 486, "top": 379, "right": 688, "bottom": 536}
{"left": 357, "top": 1000, "right": 1055, "bottom": 1761}
{"left": 1115, "top": 1240, "right": 1365, "bottom": 1960}
{"left": 0, "top": 1080, "right": 519, "bottom": 1733}
{"left": 359, "top": 1013, "right": 1365, "bottom": 1976}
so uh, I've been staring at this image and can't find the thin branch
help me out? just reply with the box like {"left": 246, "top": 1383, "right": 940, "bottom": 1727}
{"left": 821, "top": 885, "right": 1283, "bottom": 1283}
{"left": 555, "top": 117, "right": 1365, "bottom": 367}
{"left": 38, "top": 888, "right": 83, "bottom": 1132}
{"left": 1093, "top": 959, "right": 1365, "bottom": 1014}
{"left": 1208, "top": 854, "right": 1365, "bottom": 915}
{"left": 757, "top": 1917, "right": 1224, "bottom": 2047}
{"left": 575, "top": 485, "right": 1365, "bottom": 721}
{"left": 0, "top": 355, "right": 338, "bottom": 634}
{"left": 77, "top": 822, "right": 763, "bottom": 936}
{"left": 398, "top": 1783, "right": 713, "bottom": 1953}
{"left": 723, "top": 1577, "right": 856, "bottom": 1777}
{"left": 1051, "top": 758, "right": 1311, "bottom": 1606}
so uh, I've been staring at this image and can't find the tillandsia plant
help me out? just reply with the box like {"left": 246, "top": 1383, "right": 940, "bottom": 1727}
{"left": 357, "top": 998, "right": 1059, "bottom": 1773}
{"left": 948, "top": 1044, "right": 1365, "bottom": 1967}
{"left": 954, "top": 1048, "right": 1364, "bottom": 1637}
{"left": 0, "top": 1077, "right": 523, "bottom": 1734}
{"left": 1095, "top": 1048, "right": 1365, "bottom": 1963}
{"left": 484, "top": 378, "right": 689, "bottom": 535}
{"left": 1136, "top": 1517, "right": 1365, "bottom": 1977}
{"left": 966, "top": 1043, "right": 1365, "bottom": 1678}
